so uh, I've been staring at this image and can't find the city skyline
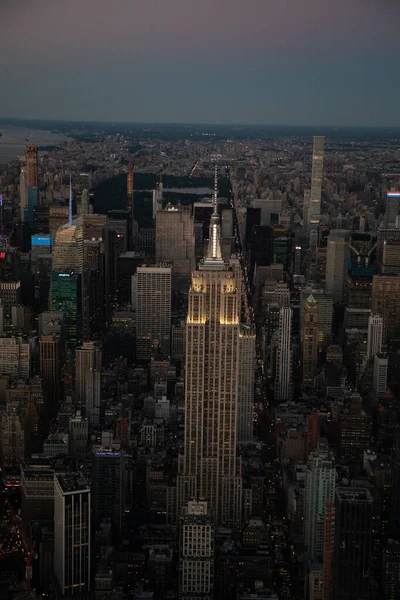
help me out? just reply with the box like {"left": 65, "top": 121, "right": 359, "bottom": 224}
{"left": 1, "top": 0, "right": 399, "bottom": 126}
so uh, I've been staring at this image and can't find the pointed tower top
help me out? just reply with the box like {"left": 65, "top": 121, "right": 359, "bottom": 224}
{"left": 201, "top": 164, "right": 225, "bottom": 270}
{"left": 69, "top": 173, "right": 73, "bottom": 226}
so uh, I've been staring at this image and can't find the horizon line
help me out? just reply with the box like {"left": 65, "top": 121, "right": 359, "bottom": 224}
{"left": 1, "top": 116, "right": 400, "bottom": 130}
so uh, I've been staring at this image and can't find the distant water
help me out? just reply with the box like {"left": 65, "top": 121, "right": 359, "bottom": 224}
{"left": 0, "top": 126, "right": 72, "bottom": 164}
{"left": 137, "top": 187, "right": 213, "bottom": 195}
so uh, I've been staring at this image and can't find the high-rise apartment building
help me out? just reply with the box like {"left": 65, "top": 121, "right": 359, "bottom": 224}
{"left": 305, "top": 441, "right": 336, "bottom": 563}
{"left": 91, "top": 448, "right": 125, "bottom": 535}
{"left": 177, "top": 192, "right": 243, "bottom": 528}
{"left": 333, "top": 487, "right": 375, "bottom": 600}
{"left": 301, "top": 295, "right": 319, "bottom": 384}
{"left": 307, "top": 136, "right": 325, "bottom": 230}
{"left": 54, "top": 473, "right": 91, "bottom": 596}
{"left": 135, "top": 265, "right": 172, "bottom": 360}
{"left": 367, "top": 314, "right": 383, "bottom": 360}
{"left": 237, "top": 324, "right": 256, "bottom": 444}
{"left": 39, "top": 335, "right": 60, "bottom": 409}
{"left": 274, "top": 307, "right": 293, "bottom": 402}
{"left": 179, "top": 500, "right": 214, "bottom": 600}
{"left": 325, "top": 230, "right": 350, "bottom": 303}
{"left": 25, "top": 145, "right": 39, "bottom": 222}
{"left": 20, "top": 166, "right": 28, "bottom": 221}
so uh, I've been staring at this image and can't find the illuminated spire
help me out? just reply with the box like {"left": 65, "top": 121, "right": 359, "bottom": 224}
{"left": 69, "top": 173, "right": 73, "bottom": 226}
{"left": 202, "top": 164, "right": 224, "bottom": 269}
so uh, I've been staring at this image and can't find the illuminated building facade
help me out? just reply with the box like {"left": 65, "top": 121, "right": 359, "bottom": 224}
{"left": 177, "top": 176, "right": 243, "bottom": 528}
{"left": 307, "top": 136, "right": 325, "bottom": 230}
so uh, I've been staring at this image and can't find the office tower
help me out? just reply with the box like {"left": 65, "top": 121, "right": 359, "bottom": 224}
{"left": 237, "top": 324, "right": 256, "bottom": 444}
{"left": 179, "top": 500, "right": 214, "bottom": 600}
{"left": 82, "top": 237, "right": 106, "bottom": 340}
{"left": 25, "top": 145, "right": 39, "bottom": 222}
{"left": 306, "top": 409, "right": 320, "bottom": 458}
{"left": 305, "top": 441, "right": 335, "bottom": 563}
{"left": 152, "top": 173, "right": 163, "bottom": 219}
{"left": 383, "top": 540, "right": 400, "bottom": 600}
{"left": 75, "top": 341, "right": 102, "bottom": 401}
{"left": 367, "top": 314, "right": 383, "bottom": 360}
{"left": 53, "top": 219, "right": 83, "bottom": 274}
{"left": 51, "top": 271, "right": 81, "bottom": 350}
{"left": 135, "top": 265, "right": 172, "bottom": 360}
{"left": 221, "top": 208, "right": 233, "bottom": 238}
{"left": 39, "top": 335, "right": 60, "bottom": 409}
{"left": 333, "top": 487, "right": 375, "bottom": 600}
{"left": 68, "top": 412, "right": 88, "bottom": 459}
{"left": 49, "top": 206, "right": 69, "bottom": 243}
{"left": 91, "top": 448, "right": 125, "bottom": 535}
{"left": 85, "top": 370, "right": 101, "bottom": 427}
{"left": 273, "top": 225, "right": 292, "bottom": 272}
{"left": 274, "top": 307, "right": 293, "bottom": 402}
{"left": 301, "top": 295, "right": 319, "bottom": 384}
{"left": 372, "top": 274, "right": 400, "bottom": 348}
{"left": 21, "top": 460, "right": 55, "bottom": 533}
{"left": 307, "top": 136, "right": 325, "bottom": 230}
{"left": 0, "top": 400, "right": 25, "bottom": 468}
{"left": 385, "top": 191, "right": 400, "bottom": 228}
{"left": 156, "top": 205, "right": 196, "bottom": 291}
{"left": 177, "top": 189, "right": 243, "bottom": 529}
{"left": 54, "top": 473, "right": 91, "bottom": 596}
{"left": 0, "top": 281, "right": 21, "bottom": 320}
{"left": 0, "top": 336, "right": 30, "bottom": 380}
{"left": 20, "top": 165, "right": 28, "bottom": 221}
{"left": 372, "top": 353, "right": 388, "bottom": 401}
{"left": 339, "top": 395, "right": 369, "bottom": 463}
{"left": 127, "top": 161, "right": 134, "bottom": 214}
{"left": 382, "top": 240, "right": 400, "bottom": 274}
{"left": 300, "top": 287, "right": 333, "bottom": 347}
{"left": 252, "top": 197, "right": 282, "bottom": 227}
{"left": 325, "top": 230, "right": 350, "bottom": 303}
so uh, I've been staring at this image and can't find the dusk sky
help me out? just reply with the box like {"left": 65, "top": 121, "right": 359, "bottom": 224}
{"left": 1, "top": 0, "right": 399, "bottom": 126}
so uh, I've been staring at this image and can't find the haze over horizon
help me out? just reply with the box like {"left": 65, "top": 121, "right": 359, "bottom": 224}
{"left": 1, "top": 0, "right": 399, "bottom": 127}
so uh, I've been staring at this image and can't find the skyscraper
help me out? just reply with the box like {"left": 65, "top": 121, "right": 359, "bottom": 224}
{"left": 325, "top": 230, "right": 350, "bottom": 303}
{"left": 75, "top": 341, "right": 102, "bottom": 402}
{"left": 156, "top": 205, "right": 196, "bottom": 291}
{"left": 307, "top": 136, "right": 325, "bottom": 230}
{"left": 274, "top": 307, "right": 293, "bottom": 402}
{"left": 367, "top": 314, "right": 383, "bottom": 360}
{"left": 91, "top": 448, "right": 125, "bottom": 535}
{"left": 25, "top": 145, "right": 39, "bottom": 222}
{"left": 50, "top": 271, "right": 81, "bottom": 350}
{"left": 304, "top": 441, "right": 335, "bottom": 563}
{"left": 39, "top": 335, "right": 60, "bottom": 409}
{"left": 301, "top": 295, "right": 319, "bottom": 384}
{"left": 177, "top": 177, "right": 243, "bottom": 528}
{"left": 372, "top": 353, "right": 388, "bottom": 401}
{"left": 54, "top": 473, "right": 91, "bottom": 596}
{"left": 385, "top": 191, "right": 400, "bottom": 228}
{"left": 237, "top": 324, "right": 256, "bottom": 444}
{"left": 371, "top": 274, "right": 400, "bottom": 349}
{"left": 20, "top": 166, "right": 28, "bottom": 222}
{"left": 179, "top": 500, "right": 214, "bottom": 600}
{"left": 135, "top": 265, "right": 172, "bottom": 360}
{"left": 333, "top": 487, "right": 375, "bottom": 600}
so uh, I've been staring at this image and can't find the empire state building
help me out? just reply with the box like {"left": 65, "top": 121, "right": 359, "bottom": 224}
{"left": 177, "top": 171, "right": 243, "bottom": 528}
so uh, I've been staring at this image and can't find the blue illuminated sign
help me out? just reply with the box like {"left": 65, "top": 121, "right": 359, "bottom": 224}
{"left": 32, "top": 234, "right": 52, "bottom": 247}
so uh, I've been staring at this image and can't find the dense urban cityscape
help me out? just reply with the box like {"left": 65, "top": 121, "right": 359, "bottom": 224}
{"left": 0, "top": 118, "right": 399, "bottom": 600}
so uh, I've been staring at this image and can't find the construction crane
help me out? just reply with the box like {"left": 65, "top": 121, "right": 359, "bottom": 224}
{"left": 6, "top": 499, "right": 36, "bottom": 591}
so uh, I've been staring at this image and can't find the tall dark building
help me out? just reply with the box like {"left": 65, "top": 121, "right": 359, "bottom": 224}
{"left": 51, "top": 271, "right": 81, "bottom": 351}
{"left": 91, "top": 448, "right": 125, "bottom": 535}
{"left": 333, "top": 487, "right": 376, "bottom": 600}
{"left": 383, "top": 540, "right": 400, "bottom": 600}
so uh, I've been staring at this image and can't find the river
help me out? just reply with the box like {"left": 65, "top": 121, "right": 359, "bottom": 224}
{"left": 0, "top": 126, "right": 72, "bottom": 164}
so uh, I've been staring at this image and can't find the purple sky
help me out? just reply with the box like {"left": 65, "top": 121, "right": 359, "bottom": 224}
{"left": 1, "top": 0, "right": 399, "bottom": 125}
